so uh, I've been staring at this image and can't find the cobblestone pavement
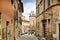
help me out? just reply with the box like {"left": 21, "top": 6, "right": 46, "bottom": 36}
{"left": 20, "top": 34, "right": 38, "bottom": 40}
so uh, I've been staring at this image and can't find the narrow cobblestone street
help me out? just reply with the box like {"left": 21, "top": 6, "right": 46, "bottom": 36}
{"left": 1, "top": 0, "right": 60, "bottom": 40}
{"left": 20, "top": 34, "right": 38, "bottom": 40}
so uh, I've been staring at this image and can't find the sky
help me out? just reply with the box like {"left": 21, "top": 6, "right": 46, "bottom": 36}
{"left": 22, "top": 0, "right": 36, "bottom": 20}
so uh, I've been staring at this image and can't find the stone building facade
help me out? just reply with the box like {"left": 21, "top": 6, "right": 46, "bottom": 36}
{"left": 22, "top": 16, "right": 30, "bottom": 33}
{"left": 0, "top": 0, "right": 14, "bottom": 40}
{"left": 13, "top": 0, "right": 24, "bottom": 40}
{"left": 29, "top": 12, "right": 36, "bottom": 34}
{"left": 36, "top": 0, "right": 60, "bottom": 40}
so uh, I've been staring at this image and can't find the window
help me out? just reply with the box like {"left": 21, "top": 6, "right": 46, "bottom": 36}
{"left": 38, "top": 6, "right": 39, "bottom": 14}
{"left": 44, "top": 0, "right": 45, "bottom": 10}
{"left": 15, "top": 20, "right": 18, "bottom": 28}
{"left": 0, "top": 12, "right": 1, "bottom": 24}
{"left": 58, "top": 10, "right": 60, "bottom": 20}
{"left": 19, "top": 0, "right": 21, "bottom": 3}
{"left": 58, "top": 0, "right": 60, "bottom": 2}
{"left": 11, "top": 0, "right": 13, "bottom": 4}
{"left": 48, "top": 19, "right": 50, "bottom": 24}
{"left": 36, "top": 9, "right": 38, "bottom": 14}
{"left": 37, "top": 7, "right": 39, "bottom": 14}
{"left": 2, "top": 28, "right": 6, "bottom": 39}
{"left": 2, "top": 28, "right": 5, "bottom": 39}
{"left": 48, "top": 0, "right": 50, "bottom": 7}
{"left": 0, "top": 12, "right": 2, "bottom": 39}
{"left": 0, "top": 29, "right": 1, "bottom": 35}
{"left": 14, "top": 4, "right": 16, "bottom": 8}
{"left": 39, "top": 1, "right": 44, "bottom": 13}
{"left": 37, "top": 22, "right": 40, "bottom": 30}
{"left": 6, "top": 21, "right": 9, "bottom": 26}
{"left": 39, "top": 5, "right": 40, "bottom": 13}
{"left": 0, "top": 13, "right": 1, "bottom": 19}
{"left": 19, "top": 17, "right": 22, "bottom": 24}
{"left": 18, "top": 3, "right": 20, "bottom": 10}
{"left": 6, "top": 21, "right": 10, "bottom": 40}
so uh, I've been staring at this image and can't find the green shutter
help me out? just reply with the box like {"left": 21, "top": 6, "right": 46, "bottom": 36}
{"left": 48, "top": 0, "right": 50, "bottom": 7}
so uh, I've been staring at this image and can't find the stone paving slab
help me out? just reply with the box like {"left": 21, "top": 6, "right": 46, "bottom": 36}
{"left": 19, "top": 34, "right": 38, "bottom": 40}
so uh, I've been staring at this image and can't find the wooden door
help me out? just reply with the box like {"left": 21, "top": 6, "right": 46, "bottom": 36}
{"left": 59, "top": 23, "right": 60, "bottom": 40}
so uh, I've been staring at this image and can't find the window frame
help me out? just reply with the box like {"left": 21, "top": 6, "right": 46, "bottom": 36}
{"left": 48, "top": 0, "right": 50, "bottom": 7}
